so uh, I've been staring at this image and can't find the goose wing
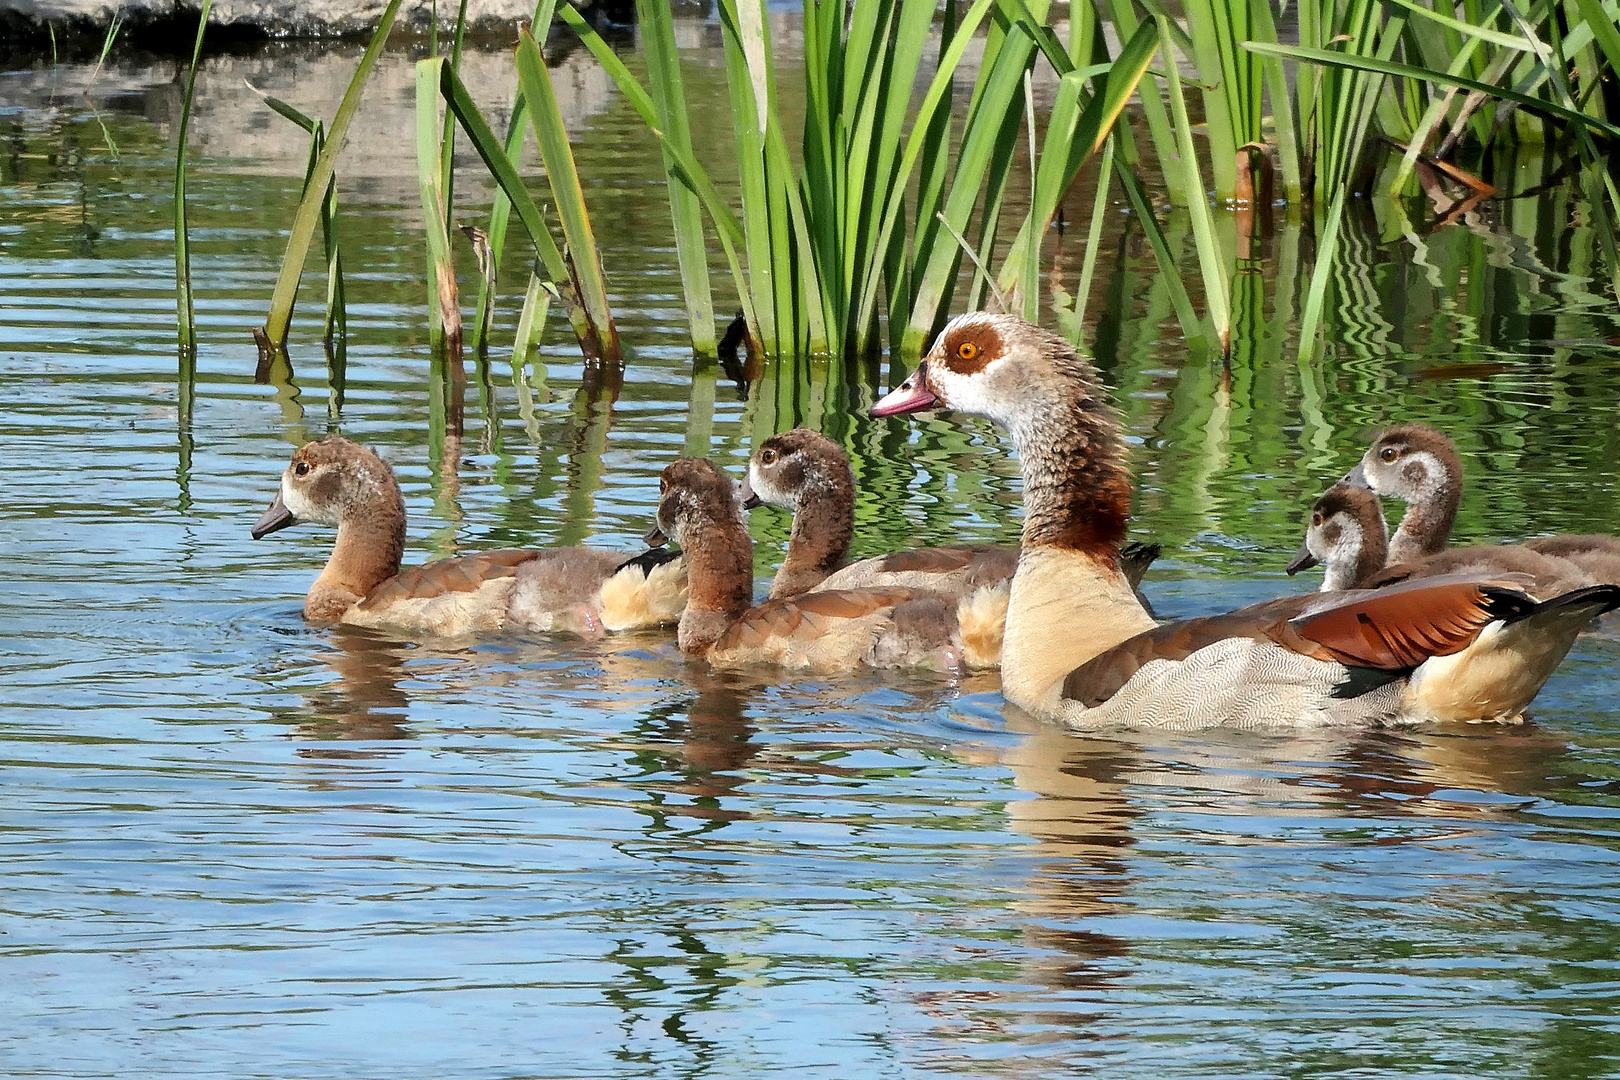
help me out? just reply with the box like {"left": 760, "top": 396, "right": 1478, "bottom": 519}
{"left": 1062, "top": 574, "right": 1533, "bottom": 708}
{"left": 355, "top": 549, "right": 539, "bottom": 610}
{"left": 713, "top": 586, "right": 922, "bottom": 651}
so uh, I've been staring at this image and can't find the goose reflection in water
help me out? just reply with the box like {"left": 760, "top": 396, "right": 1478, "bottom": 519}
{"left": 911, "top": 718, "right": 1577, "bottom": 1049}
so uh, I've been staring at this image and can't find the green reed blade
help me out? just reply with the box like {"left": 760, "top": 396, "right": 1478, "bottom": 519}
{"left": 1297, "top": 183, "right": 1347, "bottom": 364}
{"left": 174, "top": 0, "right": 213, "bottom": 352}
{"left": 904, "top": 3, "right": 1048, "bottom": 355}
{"left": 765, "top": 121, "right": 830, "bottom": 354}
{"left": 1389, "top": 33, "right": 1490, "bottom": 193}
{"left": 249, "top": 83, "right": 346, "bottom": 349}
{"left": 314, "top": 125, "right": 345, "bottom": 345}
{"left": 470, "top": 0, "right": 555, "bottom": 351}
{"left": 1157, "top": 17, "right": 1229, "bottom": 354}
{"left": 556, "top": 4, "right": 762, "bottom": 349}
{"left": 515, "top": 28, "right": 621, "bottom": 363}
{"left": 436, "top": 63, "right": 579, "bottom": 326}
{"left": 996, "top": 0, "right": 1077, "bottom": 75}
{"left": 1071, "top": 136, "right": 1116, "bottom": 344}
{"left": 1116, "top": 165, "right": 1203, "bottom": 348}
{"left": 995, "top": 22, "right": 1159, "bottom": 301}
{"left": 1247, "top": 0, "right": 1300, "bottom": 206}
{"left": 1242, "top": 41, "right": 1620, "bottom": 140}
{"left": 416, "top": 58, "right": 462, "bottom": 354}
{"left": 1560, "top": 0, "right": 1620, "bottom": 64}
{"left": 246, "top": 83, "right": 319, "bottom": 134}
{"left": 637, "top": 0, "right": 716, "bottom": 356}
{"left": 1178, "top": 0, "right": 1240, "bottom": 200}
{"left": 853, "top": 0, "right": 996, "bottom": 348}
{"left": 1101, "top": 0, "right": 1185, "bottom": 202}
{"left": 439, "top": 0, "right": 471, "bottom": 215}
{"left": 716, "top": 0, "right": 777, "bottom": 353}
{"left": 261, "top": 0, "right": 400, "bottom": 351}
{"left": 1387, "top": 0, "right": 1534, "bottom": 51}
{"left": 512, "top": 270, "right": 552, "bottom": 377}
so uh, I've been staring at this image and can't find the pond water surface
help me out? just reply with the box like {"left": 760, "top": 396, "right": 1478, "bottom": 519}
{"left": 5, "top": 20, "right": 1620, "bottom": 1079}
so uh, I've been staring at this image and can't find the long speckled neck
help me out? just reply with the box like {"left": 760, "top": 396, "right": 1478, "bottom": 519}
{"left": 679, "top": 516, "right": 754, "bottom": 653}
{"left": 1005, "top": 368, "right": 1134, "bottom": 566}
{"left": 771, "top": 483, "right": 853, "bottom": 599}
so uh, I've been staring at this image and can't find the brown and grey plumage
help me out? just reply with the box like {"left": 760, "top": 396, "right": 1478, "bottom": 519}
{"left": 740, "top": 428, "right": 1020, "bottom": 600}
{"left": 1288, "top": 483, "right": 1593, "bottom": 598}
{"left": 741, "top": 428, "right": 1161, "bottom": 665}
{"left": 648, "top": 456, "right": 987, "bottom": 671}
{"left": 252, "top": 436, "right": 687, "bottom": 635}
{"left": 1342, "top": 422, "right": 1620, "bottom": 588}
{"left": 870, "top": 312, "right": 1619, "bottom": 728}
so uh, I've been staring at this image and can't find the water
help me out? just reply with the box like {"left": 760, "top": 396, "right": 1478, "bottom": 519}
{"left": 5, "top": 22, "right": 1620, "bottom": 1079}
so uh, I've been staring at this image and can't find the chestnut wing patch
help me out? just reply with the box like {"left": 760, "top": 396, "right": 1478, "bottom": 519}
{"left": 1287, "top": 578, "right": 1532, "bottom": 669}
{"left": 1061, "top": 576, "right": 1533, "bottom": 708}
{"left": 358, "top": 549, "right": 538, "bottom": 609}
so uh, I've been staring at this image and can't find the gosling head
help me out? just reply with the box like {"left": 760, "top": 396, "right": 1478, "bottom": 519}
{"left": 1287, "top": 483, "right": 1390, "bottom": 591}
{"left": 740, "top": 428, "right": 855, "bottom": 514}
{"left": 252, "top": 436, "right": 402, "bottom": 539}
{"left": 649, "top": 457, "right": 745, "bottom": 550}
{"left": 1347, "top": 423, "right": 1462, "bottom": 508}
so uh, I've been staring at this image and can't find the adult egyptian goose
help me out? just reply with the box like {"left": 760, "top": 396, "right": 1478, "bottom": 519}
{"left": 1347, "top": 422, "right": 1620, "bottom": 584}
{"left": 1287, "top": 483, "right": 1593, "bottom": 597}
{"left": 252, "top": 436, "right": 687, "bottom": 635}
{"left": 870, "top": 312, "right": 1620, "bottom": 727}
{"left": 647, "top": 457, "right": 996, "bottom": 671}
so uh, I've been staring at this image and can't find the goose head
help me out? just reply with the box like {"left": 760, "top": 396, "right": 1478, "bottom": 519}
{"left": 649, "top": 457, "right": 748, "bottom": 549}
{"left": 1287, "top": 483, "right": 1390, "bottom": 591}
{"left": 1347, "top": 423, "right": 1461, "bottom": 509}
{"left": 649, "top": 457, "right": 754, "bottom": 652}
{"left": 252, "top": 436, "right": 403, "bottom": 539}
{"left": 872, "top": 312, "right": 1131, "bottom": 559}
{"left": 740, "top": 428, "right": 855, "bottom": 514}
{"left": 869, "top": 312, "right": 1094, "bottom": 437}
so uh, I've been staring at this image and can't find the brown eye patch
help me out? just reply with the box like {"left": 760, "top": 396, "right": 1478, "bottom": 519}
{"left": 939, "top": 322, "right": 1001, "bottom": 375}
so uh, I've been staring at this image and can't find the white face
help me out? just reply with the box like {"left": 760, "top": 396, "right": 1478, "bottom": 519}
{"left": 922, "top": 312, "right": 1017, "bottom": 425}
{"left": 1307, "top": 509, "right": 1364, "bottom": 567}
{"left": 1362, "top": 443, "right": 1450, "bottom": 505}
{"left": 747, "top": 457, "right": 796, "bottom": 512}
{"left": 280, "top": 466, "right": 340, "bottom": 527}
{"left": 1311, "top": 508, "right": 1372, "bottom": 591}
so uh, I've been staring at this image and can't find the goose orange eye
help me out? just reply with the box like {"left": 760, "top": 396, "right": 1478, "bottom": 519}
{"left": 760, "top": 448, "right": 777, "bottom": 465}
{"left": 957, "top": 341, "right": 980, "bottom": 361}
{"left": 1380, "top": 446, "right": 1399, "bottom": 462}
{"left": 294, "top": 461, "right": 311, "bottom": 477}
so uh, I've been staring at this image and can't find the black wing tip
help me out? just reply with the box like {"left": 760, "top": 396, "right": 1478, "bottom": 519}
{"left": 614, "top": 547, "right": 683, "bottom": 577}
{"left": 1329, "top": 664, "right": 1406, "bottom": 700}
{"left": 1514, "top": 583, "right": 1620, "bottom": 621}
